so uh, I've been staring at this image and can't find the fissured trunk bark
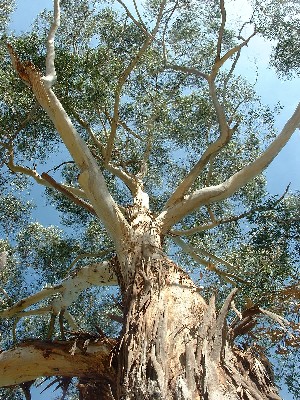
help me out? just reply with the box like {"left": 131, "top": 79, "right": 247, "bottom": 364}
{"left": 114, "top": 255, "right": 281, "bottom": 399}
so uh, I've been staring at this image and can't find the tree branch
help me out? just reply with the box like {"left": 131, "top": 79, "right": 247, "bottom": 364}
{"left": 105, "top": 0, "right": 167, "bottom": 163}
{"left": 71, "top": 110, "right": 138, "bottom": 194}
{"left": 158, "top": 103, "right": 300, "bottom": 232}
{"left": 41, "top": 172, "right": 97, "bottom": 215}
{"left": 165, "top": 80, "right": 233, "bottom": 209}
{"left": 170, "top": 185, "right": 290, "bottom": 236}
{"left": 43, "top": 0, "right": 60, "bottom": 88}
{"left": 0, "top": 339, "right": 116, "bottom": 387}
{"left": 171, "top": 236, "right": 248, "bottom": 285}
{"left": 7, "top": 4, "right": 130, "bottom": 247}
{"left": 5, "top": 145, "right": 88, "bottom": 200}
{"left": 212, "top": 30, "right": 256, "bottom": 78}
{"left": 0, "top": 262, "right": 117, "bottom": 319}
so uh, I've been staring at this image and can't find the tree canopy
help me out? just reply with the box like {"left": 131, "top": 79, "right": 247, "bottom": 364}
{"left": 0, "top": 0, "right": 299, "bottom": 399}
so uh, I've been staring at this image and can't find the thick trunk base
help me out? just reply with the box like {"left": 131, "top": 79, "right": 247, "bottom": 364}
{"left": 115, "top": 257, "right": 281, "bottom": 400}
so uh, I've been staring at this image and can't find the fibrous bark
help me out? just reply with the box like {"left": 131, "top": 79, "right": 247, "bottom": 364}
{"left": 113, "top": 257, "right": 281, "bottom": 399}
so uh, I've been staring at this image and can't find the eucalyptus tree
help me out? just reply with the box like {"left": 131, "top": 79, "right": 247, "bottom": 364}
{"left": 0, "top": 0, "right": 299, "bottom": 399}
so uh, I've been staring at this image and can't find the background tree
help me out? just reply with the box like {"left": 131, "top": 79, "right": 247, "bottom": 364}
{"left": 0, "top": 0, "right": 299, "bottom": 399}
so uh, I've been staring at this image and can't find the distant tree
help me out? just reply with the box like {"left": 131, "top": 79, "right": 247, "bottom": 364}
{"left": 0, "top": 0, "right": 299, "bottom": 399}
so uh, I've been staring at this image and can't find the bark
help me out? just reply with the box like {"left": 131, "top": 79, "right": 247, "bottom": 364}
{"left": 0, "top": 338, "right": 116, "bottom": 393}
{"left": 0, "top": 255, "right": 282, "bottom": 399}
{"left": 111, "top": 206, "right": 281, "bottom": 400}
{"left": 113, "top": 257, "right": 281, "bottom": 399}
{"left": 0, "top": 198, "right": 282, "bottom": 399}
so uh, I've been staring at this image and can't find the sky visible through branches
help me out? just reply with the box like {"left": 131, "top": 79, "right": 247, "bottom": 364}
{"left": 6, "top": 0, "right": 300, "bottom": 399}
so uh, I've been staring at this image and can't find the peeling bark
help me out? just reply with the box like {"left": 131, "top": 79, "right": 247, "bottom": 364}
{"left": 110, "top": 207, "right": 281, "bottom": 400}
{"left": 113, "top": 256, "right": 281, "bottom": 399}
{"left": 0, "top": 338, "right": 116, "bottom": 391}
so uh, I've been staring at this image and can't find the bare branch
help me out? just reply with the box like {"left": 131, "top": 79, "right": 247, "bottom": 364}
{"left": 7, "top": 37, "right": 129, "bottom": 247}
{"left": 5, "top": 145, "right": 88, "bottom": 199}
{"left": 170, "top": 185, "right": 290, "bottom": 236}
{"left": 0, "top": 339, "right": 116, "bottom": 387}
{"left": 43, "top": 0, "right": 60, "bottom": 88}
{"left": 158, "top": 103, "right": 300, "bottom": 233}
{"left": 0, "top": 262, "right": 117, "bottom": 320}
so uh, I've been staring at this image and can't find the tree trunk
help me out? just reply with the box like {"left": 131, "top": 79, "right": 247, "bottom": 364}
{"left": 112, "top": 206, "right": 281, "bottom": 400}
{"left": 114, "top": 256, "right": 281, "bottom": 399}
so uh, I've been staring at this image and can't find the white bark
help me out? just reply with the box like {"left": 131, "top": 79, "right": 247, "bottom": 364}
{"left": 43, "top": 0, "right": 60, "bottom": 88}
{"left": 0, "top": 339, "right": 114, "bottom": 387}
{"left": 158, "top": 102, "right": 300, "bottom": 233}
{"left": 8, "top": 0, "right": 130, "bottom": 248}
{"left": 0, "top": 262, "right": 117, "bottom": 319}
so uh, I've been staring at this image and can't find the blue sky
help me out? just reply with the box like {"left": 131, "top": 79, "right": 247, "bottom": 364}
{"left": 7, "top": 1, "right": 300, "bottom": 399}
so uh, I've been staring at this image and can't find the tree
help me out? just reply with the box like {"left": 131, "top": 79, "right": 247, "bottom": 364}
{"left": 0, "top": 0, "right": 299, "bottom": 398}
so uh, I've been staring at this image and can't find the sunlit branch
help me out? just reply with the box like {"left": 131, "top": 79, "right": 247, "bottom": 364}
{"left": 0, "top": 339, "right": 116, "bottom": 387}
{"left": 7, "top": 35, "right": 129, "bottom": 244}
{"left": 0, "top": 262, "right": 118, "bottom": 320}
{"left": 170, "top": 184, "right": 290, "bottom": 236}
{"left": 105, "top": 0, "right": 167, "bottom": 164}
{"left": 165, "top": 17, "right": 253, "bottom": 209}
{"left": 159, "top": 103, "right": 300, "bottom": 232}
{"left": 43, "top": 0, "right": 60, "bottom": 88}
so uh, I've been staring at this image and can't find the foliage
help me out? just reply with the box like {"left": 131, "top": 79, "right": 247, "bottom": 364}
{"left": 0, "top": 0, "right": 299, "bottom": 398}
